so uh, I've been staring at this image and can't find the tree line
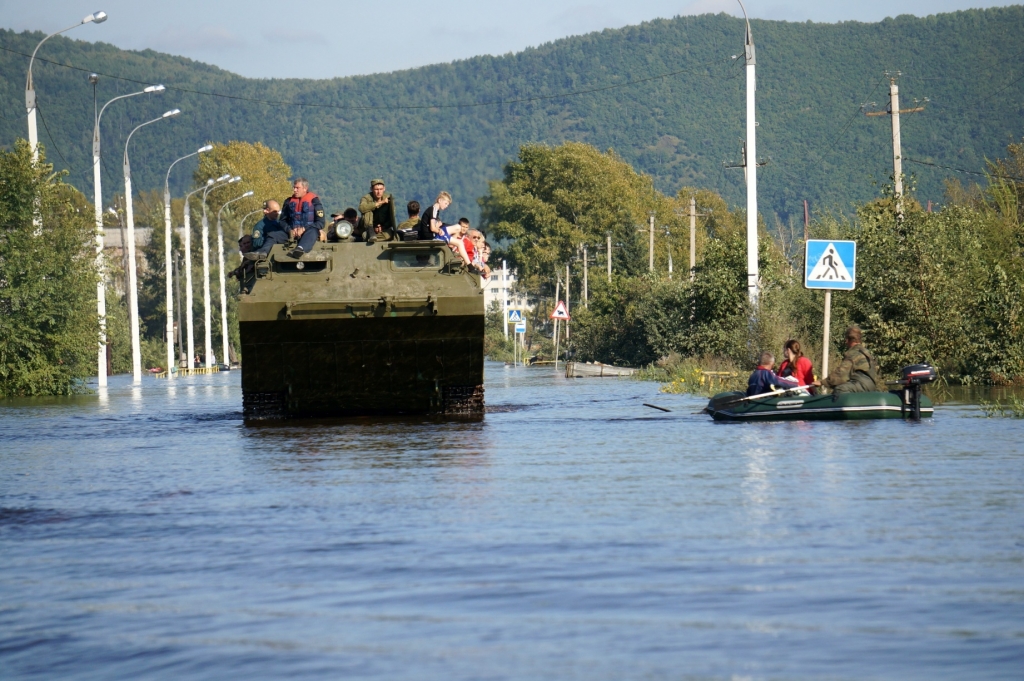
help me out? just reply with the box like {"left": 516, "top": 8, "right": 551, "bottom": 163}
{"left": 482, "top": 141, "right": 1024, "bottom": 385}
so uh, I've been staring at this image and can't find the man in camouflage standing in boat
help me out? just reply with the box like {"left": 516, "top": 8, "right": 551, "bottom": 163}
{"left": 820, "top": 325, "right": 882, "bottom": 394}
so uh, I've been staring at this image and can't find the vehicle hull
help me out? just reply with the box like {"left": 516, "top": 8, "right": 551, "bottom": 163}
{"left": 241, "top": 316, "right": 484, "bottom": 419}
{"left": 706, "top": 390, "right": 934, "bottom": 421}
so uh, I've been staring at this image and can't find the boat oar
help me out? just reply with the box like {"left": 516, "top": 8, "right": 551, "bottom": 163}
{"left": 643, "top": 403, "right": 671, "bottom": 412}
{"left": 706, "top": 386, "right": 805, "bottom": 413}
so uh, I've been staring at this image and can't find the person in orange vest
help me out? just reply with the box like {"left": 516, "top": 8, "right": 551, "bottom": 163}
{"left": 281, "top": 177, "right": 325, "bottom": 259}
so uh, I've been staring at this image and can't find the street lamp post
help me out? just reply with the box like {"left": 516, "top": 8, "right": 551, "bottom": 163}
{"left": 182, "top": 177, "right": 228, "bottom": 369}
{"left": 736, "top": 0, "right": 759, "bottom": 307}
{"left": 164, "top": 145, "right": 213, "bottom": 377}
{"left": 217, "top": 191, "right": 254, "bottom": 366}
{"left": 201, "top": 175, "right": 240, "bottom": 368}
{"left": 92, "top": 81, "right": 165, "bottom": 386}
{"left": 26, "top": 11, "right": 107, "bottom": 164}
{"left": 239, "top": 209, "right": 262, "bottom": 240}
{"left": 123, "top": 108, "right": 181, "bottom": 383}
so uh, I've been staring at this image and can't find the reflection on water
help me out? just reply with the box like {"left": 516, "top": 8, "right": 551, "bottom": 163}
{"left": 1, "top": 364, "right": 1023, "bottom": 680}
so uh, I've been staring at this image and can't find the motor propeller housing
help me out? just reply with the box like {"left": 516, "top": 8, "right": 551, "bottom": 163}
{"left": 899, "top": 364, "right": 937, "bottom": 386}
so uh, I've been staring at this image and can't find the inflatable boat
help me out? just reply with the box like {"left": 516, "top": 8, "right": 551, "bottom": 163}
{"left": 705, "top": 364, "right": 937, "bottom": 422}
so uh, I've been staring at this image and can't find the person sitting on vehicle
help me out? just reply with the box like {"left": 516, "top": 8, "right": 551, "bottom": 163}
{"left": 280, "top": 177, "right": 325, "bottom": 259}
{"left": 778, "top": 338, "right": 816, "bottom": 392}
{"left": 820, "top": 325, "right": 882, "bottom": 394}
{"left": 747, "top": 351, "right": 799, "bottom": 396}
{"left": 327, "top": 208, "right": 359, "bottom": 242}
{"left": 229, "top": 234, "right": 257, "bottom": 293}
{"left": 418, "top": 191, "right": 452, "bottom": 240}
{"left": 244, "top": 200, "right": 289, "bottom": 259}
{"left": 358, "top": 179, "right": 397, "bottom": 243}
{"left": 397, "top": 201, "right": 421, "bottom": 240}
{"left": 467, "top": 229, "right": 491, "bottom": 278}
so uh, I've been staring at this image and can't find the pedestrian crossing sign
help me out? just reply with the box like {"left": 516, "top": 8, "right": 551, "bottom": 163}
{"left": 507, "top": 309, "right": 523, "bottom": 323}
{"left": 805, "top": 240, "right": 856, "bottom": 290}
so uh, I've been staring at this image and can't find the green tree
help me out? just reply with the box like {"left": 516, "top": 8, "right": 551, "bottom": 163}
{"left": 0, "top": 141, "right": 98, "bottom": 396}
{"left": 191, "top": 142, "right": 292, "bottom": 360}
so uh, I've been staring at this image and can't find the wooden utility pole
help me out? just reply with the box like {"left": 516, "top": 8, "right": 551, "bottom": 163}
{"left": 648, "top": 213, "right": 655, "bottom": 272}
{"left": 565, "top": 263, "right": 570, "bottom": 340}
{"left": 689, "top": 197, "right": 697, "bottom": 282}
{"left": 803, "top": 200, "right": 809, "bottom": 243}
{"left": 866, "top": 75, "right": 925, "bottom": 221}
{"left": 582, "top": 245, "right": 589, "bottom": 308}
{"left": 606, "top": 233, "right": 612, "bottom": 282}
{"left": 502, "top": 259, "right": 508, "bottom": 340}
{"left": 666, "top": 228, "right": 673, "bottom": 279}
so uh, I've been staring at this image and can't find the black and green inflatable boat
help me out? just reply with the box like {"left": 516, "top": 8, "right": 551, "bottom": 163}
{"left": 705, "top": 364, "right": 937, "bottom": 422}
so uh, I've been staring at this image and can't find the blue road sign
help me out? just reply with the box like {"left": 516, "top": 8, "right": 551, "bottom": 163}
{"left": 514, "top": 321, "right": 526, "bottom": 334}
{"left": 805, "top": 240, "right": 856, "bottom": 290}
{"left": 507, "top": 309, "right": 523, "bottom": 323}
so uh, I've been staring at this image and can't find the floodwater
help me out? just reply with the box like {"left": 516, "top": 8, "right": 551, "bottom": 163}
{"left": 1, "top": 364, "right": 1022, "bottom": 680}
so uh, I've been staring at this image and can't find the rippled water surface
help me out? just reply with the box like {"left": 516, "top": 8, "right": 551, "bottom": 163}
{"left": 2, "top": 364, "right": 1023, "bottom": 680}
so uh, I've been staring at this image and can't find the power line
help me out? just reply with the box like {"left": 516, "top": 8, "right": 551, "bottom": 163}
{"left": 0, "top": 43, "right": 734, "bottom": 111}
{"left": 35, "top": 102, "right": 70, "bottom": 167}
{"left": 817, "top": 74, "right": 890, "bottom": 164}
{"left": 905, "top": 157, "right": 1024, "bottom": 182}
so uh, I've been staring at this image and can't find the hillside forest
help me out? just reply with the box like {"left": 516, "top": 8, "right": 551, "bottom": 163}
{"left": 2, "top": 7, "right": 1024, "bottom": 395}
{"left": 1, "top": 7, "right": 1023, "bottom": 228}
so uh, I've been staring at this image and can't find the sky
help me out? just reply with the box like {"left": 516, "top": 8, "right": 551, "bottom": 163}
{"left": 1, "top": 0, "right": 1016, "bottom": 79}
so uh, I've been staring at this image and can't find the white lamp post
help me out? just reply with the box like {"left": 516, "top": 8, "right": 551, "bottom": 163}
{"left": 26, "top": 11, "right": 107, "bottom": 164}
{"left": 182, "top": 176, "right": 228, "bottom": 369}
{"left": 163, "top": 145, "right": 212, "bottom": 376}
{"left": 736, "top": 0, "right": 759, "bottom": 307}
{"left": 239, "top": 209, "right": 262, "bottom": 240}
{"left": 201, "top": 175, "right": 240, "bottom": 368}
{"left": 217, "top": 191, "right": 254, "bottom": 366}
{"left": 123, "top": 108, "right": 181, "bottom": 383}
{"left": 92, "top": 82, "right": 165, "bottom": 386}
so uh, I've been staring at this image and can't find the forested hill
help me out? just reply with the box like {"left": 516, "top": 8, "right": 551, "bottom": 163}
{"left": 2, "top": 6, "right": 1023, "bottom": 225}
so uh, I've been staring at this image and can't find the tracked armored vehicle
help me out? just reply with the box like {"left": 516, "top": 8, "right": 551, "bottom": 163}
{"left": 238, "top": 237, "right": 484, "bottom": 419}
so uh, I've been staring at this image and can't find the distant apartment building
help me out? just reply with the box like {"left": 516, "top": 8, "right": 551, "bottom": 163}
{"left": 483, "top": 265, "right": 530, "bottom": 313}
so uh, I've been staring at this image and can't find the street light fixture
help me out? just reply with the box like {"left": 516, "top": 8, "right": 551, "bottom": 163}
{"left": 91, "top": 81, "right": 165, "bottom": 386}
{"left": 181, "top": 177, "right": 228, "bottom": 369}
{"left": 201, "top": 175, "right": 240, "bottom": 368}
{"left": 736, "top": 0, "right": 759, "bottom": 307}
{"left": 163, "top": 144, "right": 213, "bottom": 377}
{"left": 217, "top": 190, "right": 255, "bottom": 366}
{"left": 123, "top": 108, "right": 181, "bottom": 383}
{"left": 239, "top": 208, "right": 262, "bottom": 240}
{"left": 26, "top": 11, "right": 107, "bottom": 164}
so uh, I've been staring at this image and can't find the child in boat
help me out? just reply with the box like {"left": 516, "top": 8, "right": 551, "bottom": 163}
{"left": 747, "top": 351, "right": 799, "bottom": 396}
{"left": 778, "top": 339, "right": 816, "bottom": 393}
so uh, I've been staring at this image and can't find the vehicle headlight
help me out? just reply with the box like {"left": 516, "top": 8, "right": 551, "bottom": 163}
{"left": 336, "top": 222, "right": 353, "bottom": 239}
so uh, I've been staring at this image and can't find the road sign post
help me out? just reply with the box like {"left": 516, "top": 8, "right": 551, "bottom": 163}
{"left": 514, "top": 320, "right": 526, "bottom": 367}
{"left": 550, "top": 301, "right": 570, "bottom": 373}
{"left": 805, "top": 240, "right": 856, "bottom": 378}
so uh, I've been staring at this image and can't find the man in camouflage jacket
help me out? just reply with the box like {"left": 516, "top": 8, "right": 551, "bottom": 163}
{"left": 358, "top": 178, "right": 396, "bottom": 243}
{"left": 821, "top": 325, "right": 882, "bottom": 394}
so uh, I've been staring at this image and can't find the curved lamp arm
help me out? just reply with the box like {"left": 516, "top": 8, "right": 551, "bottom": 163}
{"left": 27, "top": 11, "right": 107, "bottom": 91}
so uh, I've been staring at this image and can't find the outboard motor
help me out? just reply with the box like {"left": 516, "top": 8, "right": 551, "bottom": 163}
{"left": 892, "top": 364, "right": 937, "bottom": 419}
